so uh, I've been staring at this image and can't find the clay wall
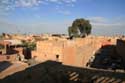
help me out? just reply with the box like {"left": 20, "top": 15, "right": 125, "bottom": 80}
{"left": 0, "top": 54, "right": 17, "bottom": 62}
{"left": 32, "top": 36, "right": 117, "bottom": 67}
{"left": 34, "top": 40, "right": 64, "bottom": 62}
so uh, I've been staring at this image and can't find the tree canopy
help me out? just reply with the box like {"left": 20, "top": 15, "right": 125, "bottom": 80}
{"left": 68, "top": 18, "right": 92, "bottom": 38}
{"left": 21, "top": 40, "right": 36, "bottom": 50}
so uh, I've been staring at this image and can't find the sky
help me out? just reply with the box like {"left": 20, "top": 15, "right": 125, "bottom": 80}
{"left": 0, "top": 0, "right": 125, "bottom": 36}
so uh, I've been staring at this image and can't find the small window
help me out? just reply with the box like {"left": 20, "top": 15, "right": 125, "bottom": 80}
{"left": 56, "top": 55, "right": 59, "bottom": 61}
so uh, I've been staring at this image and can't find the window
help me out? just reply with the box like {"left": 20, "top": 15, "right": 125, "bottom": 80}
{"left": 56, "top": 55, "right": 59, "bottom": 61}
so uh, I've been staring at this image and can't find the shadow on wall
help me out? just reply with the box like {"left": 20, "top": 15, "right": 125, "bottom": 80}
{"left": 0, "top": 61, "right": 12, "bottom": 72}
{"left": 23, "top": 48, "right": 31, "bottom": 59}
{"left": 88, "top": 45, "right": 125, "bottom": 70}
{"left": 0, "top": 60, "right": 125, "bottom": 83}
{"left": 6, "top": 46, "right": 19, "bottom": 55}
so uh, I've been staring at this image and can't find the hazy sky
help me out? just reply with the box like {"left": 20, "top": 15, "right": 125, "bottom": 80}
{"left": 0, "top": 0, "right": 125, "bottom": 35}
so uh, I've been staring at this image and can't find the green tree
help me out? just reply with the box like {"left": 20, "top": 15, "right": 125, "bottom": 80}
{"left": 68, "top": 26, "right": 79, "bottom": 37}
{"left": 68, "top": 18, "right": 92, "bottom": 38}
{"left": 21, "top": 40, "right": 36, "bottom": 50}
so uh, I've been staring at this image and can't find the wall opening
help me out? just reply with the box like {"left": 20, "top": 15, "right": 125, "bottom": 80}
{"left": 56, "top": 55, "right": 59, "bottom": 61}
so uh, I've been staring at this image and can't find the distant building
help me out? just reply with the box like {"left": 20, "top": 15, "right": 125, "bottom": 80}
{"left": 0, "top": 41, "right": 11, "bottom": 54}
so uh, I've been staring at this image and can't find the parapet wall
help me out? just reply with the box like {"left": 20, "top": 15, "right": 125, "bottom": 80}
{"left": 0, "top": 54, "right": 17, "bottom": 62}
